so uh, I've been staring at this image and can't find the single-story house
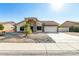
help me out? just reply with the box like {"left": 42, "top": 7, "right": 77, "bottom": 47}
{"left": 0, "top": 21, "right": 16, "bottom": 32}
{"left": 16, "top": 17, "right": 59, "bottom": 33}
{"left": 59, "top": 21, "right": 79, "bottom": 32}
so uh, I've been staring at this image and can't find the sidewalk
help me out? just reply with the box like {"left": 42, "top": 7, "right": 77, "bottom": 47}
{"left": 0, "top": 43, "right": 79, "bottom": 55}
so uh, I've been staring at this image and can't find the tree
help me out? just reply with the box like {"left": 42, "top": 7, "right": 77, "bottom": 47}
{"left": 0, "top": 24, "right": 4, "bottom": 31}
{"left": 13, "top": 26, "right": 17, "bottom": 32}
{"left": 24, "top": 22, "right": 32, "bottom": 37}
{"left": 0, "top": 24, "right": 4, "bottom": 36}
{"left": 74, "top": 27, "right": 79, "bottom": 32}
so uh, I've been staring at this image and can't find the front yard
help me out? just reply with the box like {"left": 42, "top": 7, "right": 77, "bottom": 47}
{"left": 0, "top": 32, "right": 79, "bottom": 43}
{"left": 0, "top": 32, "right": 55, "bottom": 43}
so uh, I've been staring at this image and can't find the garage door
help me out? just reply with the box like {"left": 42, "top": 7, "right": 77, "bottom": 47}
{"left": 44, "top": 26, "right": 57, "bottom": 32}
{"left": 59, "top": 28, "right": 69, "bottom": 32}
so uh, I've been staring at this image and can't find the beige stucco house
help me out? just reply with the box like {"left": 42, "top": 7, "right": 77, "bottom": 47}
{"left": 16, "top": 17, "right": 59, "bottom": 33}
{"left": 59, "top": 21, "right": 79, "bottom": 32}
{"left": 0, "top": 21, "right": 15, "bottom": 32}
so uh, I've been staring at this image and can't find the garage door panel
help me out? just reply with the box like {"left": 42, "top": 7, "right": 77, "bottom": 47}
{"left": 44, "top": 26, "right": 57, "bottom": 32}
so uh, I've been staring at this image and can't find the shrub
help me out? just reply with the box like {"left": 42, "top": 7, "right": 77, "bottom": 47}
{"left": 13, "top": 26, "right": 17, "bottom": 32}
{"left": 24, "top": 26, "right": 32, "bottom": 34}
{"left": 69, "top": 26, "right": 79, "bottom": 32}
{"left": 24, "top": 28, "right": 32, "bottom": 34}
{"left": 74, "top": 27, "right": 79, "bottom": 32}
{"left": 69, "top": 26, "right": 74, "bottom": 32}
{"left": 0, "top": 24, "right": 4, "bottom": 30}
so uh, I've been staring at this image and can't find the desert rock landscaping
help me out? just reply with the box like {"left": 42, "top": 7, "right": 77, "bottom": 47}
{"left": 0, "top": 32, "right": 55, "bottom": 43}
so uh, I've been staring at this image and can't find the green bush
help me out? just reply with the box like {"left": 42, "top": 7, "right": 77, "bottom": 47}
{"left": 69, "top": 26, "right": 74, "bottom": 32}
{"left": 74, "top": 27, "right": 79, "bottom": 32}
{"left": 0, "top": 24, "right": 4, "bottom": 30}
{"left": 69, "top": 26, "right": 79, "bottom": 32}
{"left": 25, "top": 28, "right": 32, "bottom": 34}
{"left": 13, "top": 26, "right": 17, "bottom": 32}
{"left": 24, "top": 27, "right": 32, "bottom": 34}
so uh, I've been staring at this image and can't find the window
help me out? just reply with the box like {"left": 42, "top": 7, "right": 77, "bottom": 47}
{"left": 20, "top": 26, "right": 24, "bottom": 31}
{"left": 37, "top": 26, "right": 42, "bottom": 30}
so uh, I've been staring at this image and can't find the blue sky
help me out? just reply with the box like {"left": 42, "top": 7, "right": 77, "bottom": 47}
{"left": 0, "top": 3, "right": 79, "bottom": 23}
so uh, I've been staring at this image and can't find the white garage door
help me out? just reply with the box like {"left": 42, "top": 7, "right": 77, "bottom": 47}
{"left": 59, "top": 28, "right": 69, "bottom": 32}
{"left": 44, "top": 26, "right": 57, "bottom": 32}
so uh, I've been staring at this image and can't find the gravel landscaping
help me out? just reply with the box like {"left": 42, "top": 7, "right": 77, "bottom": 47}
{"left": 0, "top": 32, "right": 55, "bottom": 43}
{"left": 27, "top": 33, "right": 55, "bottom": 43}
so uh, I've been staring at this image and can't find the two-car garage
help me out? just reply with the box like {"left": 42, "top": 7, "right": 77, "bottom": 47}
{"left": 44, "top": 26, "right": 58, "bottom": 33}
{"left": 42, "top": 21, "right": 59, "bottom": 33}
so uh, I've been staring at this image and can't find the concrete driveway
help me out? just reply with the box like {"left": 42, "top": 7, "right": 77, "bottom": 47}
{"left": 47, "top": 33, "right": 79, "bottom": 43}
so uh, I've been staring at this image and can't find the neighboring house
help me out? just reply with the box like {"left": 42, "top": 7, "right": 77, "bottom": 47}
{"left": 0, "top": 21, "right": 16, "bottom": 32}
{"left": 59, "top": 21, "right": 79, "bottom": 32}
{"left": 16, "top": 17, "right": 59, "bottom": 33}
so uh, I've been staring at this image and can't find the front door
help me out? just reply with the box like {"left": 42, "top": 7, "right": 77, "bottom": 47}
{"left": 31, "top": 26, "right": 33, "bottom": 32}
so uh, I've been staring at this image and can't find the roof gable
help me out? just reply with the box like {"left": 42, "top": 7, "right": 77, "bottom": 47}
{"left": 16, "top": 17, "right": 59, "bottom": 26}
{"left": 0, "top": 21, "right": 16, "bottom": 25}
{"left": 40, "top": 21, "right": 59, "bottom": 26}
{"left": 60, "top": 21, "right": 79, "bottom": 27}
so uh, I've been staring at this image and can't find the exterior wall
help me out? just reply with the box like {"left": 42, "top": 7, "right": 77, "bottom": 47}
{"left": 73, "top": 25, "right": 79, "bottom": 27}
{"left": 33, "top": 25, "right": 36, "bottom": 32}
{"left": 36, "top": 21, "right": 42, "bottom": 32}
{"left": 16, "top": 22, "right": 24, "bottom": 32}
{"left": 16, "top": 21, "right": 58, "bottom": 33}
{"left": 16, "top": 22, "right": 37, "bottom": 32}
{"left": 36, "top": 26, "right": 43, "bottom": 32}
{"left": 36, "top": 21, "right": 42, "bottom": 26}
{"left": 44, "top": 26, "right": 58, "bottom": 32}
{"left": 59, "top": 27, "right": 69, "bottom": 32}
{"left": 3, "top": 24, "right": 15, "bottom": 32}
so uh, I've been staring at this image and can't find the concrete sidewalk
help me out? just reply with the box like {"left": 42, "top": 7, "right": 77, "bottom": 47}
{"left": 0, "top": 43, "right": 79, "bottom": 55}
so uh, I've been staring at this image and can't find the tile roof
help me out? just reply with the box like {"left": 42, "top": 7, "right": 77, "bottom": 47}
{"left": 16, "top": 17, "right": 59, "bottom": 26}
{"left": 60, "top": 21, "right": 79, "bottom": 27}
{"left": 41, "top": 21, "right": 59, "bottom": 26}
{"left": 0, "top": 21, "right": 16, "bottom": 25}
